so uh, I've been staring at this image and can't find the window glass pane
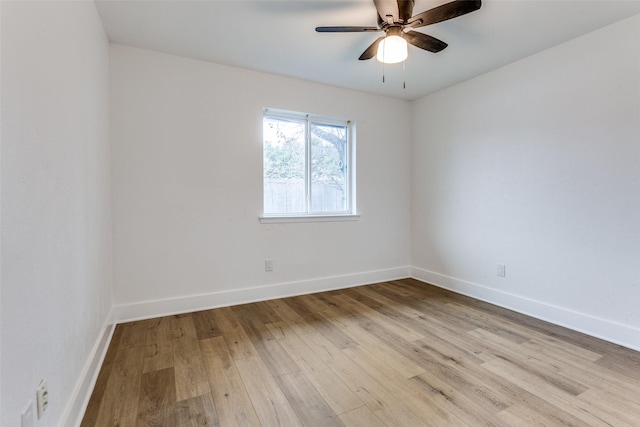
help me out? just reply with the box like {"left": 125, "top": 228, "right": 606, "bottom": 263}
{"left": 263, "top": 117, "right": 306, "bottom": 214}
{"left": 310, "top": 122, "right": 348, "bottom": 213}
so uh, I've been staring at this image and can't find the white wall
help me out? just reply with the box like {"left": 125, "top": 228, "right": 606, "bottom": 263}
{"left": 1, "top": 2, "right": 112, "bottom": 426}
{"left": 0, "top": 4, "right": 637, "bottom": 425}
{"left": 110, "top": 45, "right": 411, "bottom": 319}
{"left": 411, "top": 14, "right": 640, "bottom": 349}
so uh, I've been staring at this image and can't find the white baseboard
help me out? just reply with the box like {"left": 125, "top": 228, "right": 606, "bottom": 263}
{"left": 61, "top": 310, "right": 116, "bottom": 427}
{"left": 411, "top": 266, "right": 640, "bottom": 352}
{"left": 113, "top": 266, "right": 411, "bottom": 323}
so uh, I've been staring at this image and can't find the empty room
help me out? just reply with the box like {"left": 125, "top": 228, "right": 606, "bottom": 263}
{"left": 1, "top": 0, "right": 639, "bottom": 426}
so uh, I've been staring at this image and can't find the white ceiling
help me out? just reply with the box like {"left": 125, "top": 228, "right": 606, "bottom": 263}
{"left": 95, "top": 0, "right": 640, "bottom": 101}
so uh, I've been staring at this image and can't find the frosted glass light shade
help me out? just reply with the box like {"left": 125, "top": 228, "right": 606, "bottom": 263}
{"left": 376, "top": 35, "right": 408, "bottom": 64}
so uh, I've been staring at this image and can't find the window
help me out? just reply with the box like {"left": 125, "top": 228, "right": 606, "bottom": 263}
{"left": 262, "top": 108, "right": 355, "bottom": 219}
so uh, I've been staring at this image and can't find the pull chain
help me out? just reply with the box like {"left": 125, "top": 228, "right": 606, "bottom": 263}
{"left": 402, "top": 59, "right": 406, "bottom": 89}
{"left": 382, "top": 34, "right": 387, "bottom": 83}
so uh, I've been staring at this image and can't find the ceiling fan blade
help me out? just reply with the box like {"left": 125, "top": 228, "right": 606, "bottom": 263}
{"left": 398, "top": 0, "right": 415, "bottom": 23}
{"left": 316, "top": 26, "right": 381, "bottom": 32}
{"left": 359, "top": 37, "right": 385, "bottom": 60}
{"left": 373, "top": 0, "right": 399, "bottom": 24}
{"left": 403, "top": 31, "right": 448, "bottom": 52}
{"left": 408, "top": 0, "right": 481, "bottom": 28}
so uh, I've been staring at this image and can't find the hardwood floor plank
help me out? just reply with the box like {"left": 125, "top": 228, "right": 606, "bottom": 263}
{"left": 335, "top": 319, "right": 424, "bottom": 378}
{"left": 172, "top": 315, "right": 211, "bottom": 401}
{"left": 307, "top": 313, "right": 360, "bottom": 350}
{"left": 175, "top": 393, "right": 219, "bottom": 427}
{"left": 143, "top": 317, "right": 174, "bottom": 373}
{"left": 81, "top": 325, "right": 124, "bottom": 427}
{"left": 275, "top": 370, "right": 344, "bottom": 427}
{"left": 136, "top": 368, "right": 176, "bottom": 427}
{"left": 387, "top": 284, "right": 532, "bottom": 345}
{"left": 234, "top": 356, "right": 303, "bottom": 426}
{"left": 375, "top": 286, "right": 530, "bottom": 344}
{"left": 231, "top": 303, "right": 299, "bottom": 376}
{"left": 274, "top": 325, "right": 364, "bottom": 415}
{"left": 211, "top": 306, "right": 258, "bottom": 360}
{"left": 461, "top": 294, "right": 619, "bottom": 356}
{"left": 482, "top": 356, "right": 630, "bottom": 426}
{"left": 336, "top": 318, "right": 483, "bottom": 426}
{"left": 369, "top": 281, "right": 415, "bottom": 297}
{"left": 408, "top": 372, "right": 511, "bottom": 427}
{"left": 338, "top": 406, "right": 385, "bottom": 427}
{"left": 389, "top": 312, "right": 491, "bottom": 366}
{"left": 497, "top": 404, "right": 581, "bottom": 427}
{"left": 263, "top": 298, "right": 305, "bottom": 322}
{"left": 351, "top": 285, "right": 425, "bottom": 318}
{"left": 119, "top": 320, "right": 153, "bottom": 350}
{"left": 253, "top": 300, "right": 286, "bottom": 324}
{"left": 527, "top": 333, "right": 603, "bottom": 362}
{"left": 595, "top": 351, "right": 640, "bottom": 381}
{"left": 280, "top": 295, "right": 318, "bottom": 318}
{"left": 93, "top": 346, "right": 146, "bottom": 427}
{"left": 545, "top": 357, "right": 640, "bottom": 407}
{"left": 299, "top": 328, "right": 430, "bottom": 426}
{"left": 264, "top": 320, "right": 299, "bottom": 342}
{"left": 577, "top": 388, "right": 640, "bottom": 426}
{"left": 383, "top": 279, "right": 440, "bottom": 298}
{"left": 341, "top": 345, "right": 467, "bottom": 427}
{"left": 82, "top": 279, "right": 640, "bottom": 427}
{"left": 192, "top": 309, "right": 222, "bottom": 340}
{"left": 356, "top": 319, "right": 516, "bottom": 412}
{"left": 338, "top": 292, "right": 425, "bottom": 341}
{"left": 263, "top": 299, "right": 317, "bottom": 336}
{"left": 467, "top": 328, "right": 590, "bottom": 396}
{"left": 410, "top": 341, "right": 588, "bottom": 427}
{"left": 310, "top": 290, "right": 344, "bottom": 312}
{"left": 521, "top": 337, "right": 610, "bottom": 374}
{"left": 282, "top": 296, "right": 360, "bottom": 350}
{"left": 404, "top": 312, "right": 498, "bottom": 364}
{"left": 199, "top": 337, "right": 261, "bottom": 426}
{"left": 349, "top": 304, "right": 591, "bottom": 427}
{"left": 372, "top": 400, "right": 442, "bottom": 427}
{"left": 296, "top": 293, "right": 339, "bottom": 314}
{"left": 439, "top": 300, "right": 534, "bottom": 344}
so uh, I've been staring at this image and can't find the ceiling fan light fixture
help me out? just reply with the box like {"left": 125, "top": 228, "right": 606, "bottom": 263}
{"left": 376, "top": 35, "right": 408, "bottom": 64}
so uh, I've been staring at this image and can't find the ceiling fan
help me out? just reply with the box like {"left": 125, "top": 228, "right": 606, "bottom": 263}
{"left": 316, "top": 0, "right": 482, "bottom": 63}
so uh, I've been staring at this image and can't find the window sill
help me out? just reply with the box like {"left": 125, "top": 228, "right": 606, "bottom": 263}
{"left": 259, "top": 214, "right": 360, "bottom": 224}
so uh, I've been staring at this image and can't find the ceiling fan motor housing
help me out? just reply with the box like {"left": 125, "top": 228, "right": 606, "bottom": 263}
{"left": 316, "top": 0, "right": 482, "bottom": 60}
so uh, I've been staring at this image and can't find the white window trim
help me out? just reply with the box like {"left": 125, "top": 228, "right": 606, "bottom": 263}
{"left": 259, "top": 214, "right": 360, "bottom": 224}
{"left": 261, "top": 108, "right": 357, "bottom": 220}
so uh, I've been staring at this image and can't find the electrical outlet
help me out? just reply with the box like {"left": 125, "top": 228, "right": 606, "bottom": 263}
{"left": 21, "top": 402, "right": 34, "bottom": 427}
{"left": 497, "top": 264, "right": 506, "bottom": 278}
{"left": 36, "top": 379, "right": 48, "bottom": 419}
{"left": 265, "top": 259, "right": 273, "bottom": 272}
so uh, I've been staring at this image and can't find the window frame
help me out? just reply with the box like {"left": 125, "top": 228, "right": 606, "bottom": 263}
{"left": 260, "top": 108, "right": 357, "bottom": 222}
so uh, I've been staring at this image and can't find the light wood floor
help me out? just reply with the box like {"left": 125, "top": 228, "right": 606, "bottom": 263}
{"left": 81, "top": 279, "right": 640, "bottom": 426}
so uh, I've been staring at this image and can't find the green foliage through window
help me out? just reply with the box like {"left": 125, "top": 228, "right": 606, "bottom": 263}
{"left": 263, "top": 110, "right": 353, "bottom": 215}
